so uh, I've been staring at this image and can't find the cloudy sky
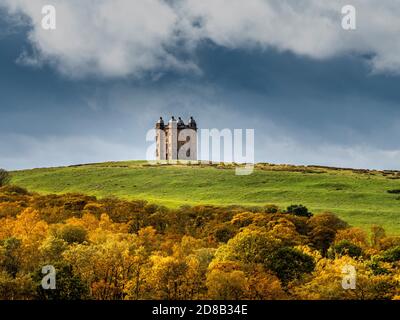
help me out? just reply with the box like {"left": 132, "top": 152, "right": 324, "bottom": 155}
{"left": 1, "top": 0, "right": 400, "bottom": 170}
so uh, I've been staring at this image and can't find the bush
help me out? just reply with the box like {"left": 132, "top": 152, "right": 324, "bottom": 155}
{"left": 263, "top": 205, "right": 279, "bottom": 214}
{"left": 308, "top": 212, "right": 348, "bottom": 231}
{"left": 213, "top": 224, "right": 236, "bottom": 243}
{"left": 58, "top": 225, "right": 88, "bottom": 244}
{"left": 0, "top": 237, "right": 22, "bottom": 277}
{"left": 0, "top": 169, "right": 11, "bottom": 187}
{"left": 284, "top": 204, "right": 313, "bottom": 218}
{"left": 0, "top": 185, "right": 29, "bottom": 195}
{"left": 266, "top": 247, "right": 315, "bottom": 286}
{"left": 381, "top": 246, "right": 400, "bottom": 262}
{"left": 368, "top": 261, "right": 390, "bottom": 275}
{"left": 309, "top": 226, "right": 336, "bottom": 255}
{"left": 144, "top": 203, "right": 159, "bottom": 214}
{"left": 331, "top": 240, "right": 363, "bottom": 258}
{"left": 387, "top": 189, "right": 400, "bottom": 194}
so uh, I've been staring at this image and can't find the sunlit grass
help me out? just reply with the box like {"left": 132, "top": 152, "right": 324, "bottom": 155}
{"left": 11, "top": 161, "right": 400, "bottom": 235}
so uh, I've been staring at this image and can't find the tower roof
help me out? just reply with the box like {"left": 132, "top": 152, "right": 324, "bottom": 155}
{"left": 188, "top": 116, "right": 197, "bottom": 128}
{"left": 157, "top": 116, "right": 164, "bottom": 124}
{"left": 177, "top": 117, "right": 185, "bottom": 128}
{"left": 156, "top": 116, "right": 165, "bottom": 129}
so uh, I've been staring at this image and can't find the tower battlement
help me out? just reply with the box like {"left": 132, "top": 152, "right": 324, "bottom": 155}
{"left": 155, "top": 116, "right": 197, "bottom": 161}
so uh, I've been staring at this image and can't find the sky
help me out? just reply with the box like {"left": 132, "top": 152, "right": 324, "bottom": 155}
{"left": 1, "top": 0, "right": 400, "bottom": 170}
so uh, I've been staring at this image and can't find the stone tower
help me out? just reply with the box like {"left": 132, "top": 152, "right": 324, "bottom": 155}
{"left": 156, "top": 116, "right": 197, "bottom": 161}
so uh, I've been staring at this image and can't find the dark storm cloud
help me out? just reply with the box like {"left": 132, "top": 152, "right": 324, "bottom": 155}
{"left": 1, "top": 12, "right": 400, "bottom": 170}
{"left": 191, "top": 43, "right": 400, "bottom": 150}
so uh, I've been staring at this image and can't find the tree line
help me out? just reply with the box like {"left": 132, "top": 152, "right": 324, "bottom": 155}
{"left": 0, "top": 174, "right": 399, "bottom": 299}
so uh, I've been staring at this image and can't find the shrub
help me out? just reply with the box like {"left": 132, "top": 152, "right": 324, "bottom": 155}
{"left": 58, "top": 225, "right": 88, "bottom": 244}
{"left": 381, "top": 246, "right": 400, "bottom": 262}
{"left": 371, "top": 225, "right": 386, "bottom": 248}
{"left": 308, "top": 212, "right": 348, "bottom": 231}
{"left": 144, "top": 203, "right": 159, "bottom": 214}
{"left": 230, "top": 212, "right": 254, "bottom": 228}
{"left": 0, "top": 169, "right": 11, "bottom": 187}
{"left": 368, "top": 260, "right": 390, "bottom": 275}
{"left": 331, "top": 240, "right": 363, "bottom": 258}
{"left": 335, "top": 227, "right": 368, "bottom": 248}
{"left": 379, "top": 236, "right": 400, "bottom": 251}
{"left": 309, "top": 226, "right": 336, "bottom": 255}
{"left": 0, "top": 237, "right": 22, "bottom": 277}
{"left": 263, "top": 205, "right": 279, "bottom": 214}
{"left": 266, "top": 247, "right": 315, "bottom": 286}
{"left": 387, "top": 189, "right": 400, "bottom": 194}
{"left": 284, "top": 204, "right": 312, "bottom": 218}
{"left": 0, "top": 185, "right": 29, "bottom": 195}
{"left": 213, "top": 224, "right": 236, "bottom": 243}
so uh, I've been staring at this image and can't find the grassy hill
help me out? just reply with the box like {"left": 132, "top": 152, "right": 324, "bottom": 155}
{"left": 10, "top": 160, "right": 400, "bottom": 235}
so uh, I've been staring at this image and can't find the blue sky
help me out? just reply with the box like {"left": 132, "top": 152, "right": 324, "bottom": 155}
{"left": 1, "top": 1, "right": 400, "bottom": 170}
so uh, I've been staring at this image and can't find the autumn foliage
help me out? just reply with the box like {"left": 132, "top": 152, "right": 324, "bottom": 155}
{"left": 0, "top": 185, "right": 399, "bottom": 300}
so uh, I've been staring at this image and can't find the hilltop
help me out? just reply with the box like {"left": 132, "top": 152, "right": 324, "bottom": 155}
{"left": 10, "top": 160, "right": 400, "bottom": 234}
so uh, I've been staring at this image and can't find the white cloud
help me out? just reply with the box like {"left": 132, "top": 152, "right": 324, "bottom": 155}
{"left": 2, "top": 0, "right": 400, "bottom": 76}
{"left": 179, "top": 0, "right": 400, "bottom": 73}
{"left": 2, "top": 0, "right": 197, "bottom": 78}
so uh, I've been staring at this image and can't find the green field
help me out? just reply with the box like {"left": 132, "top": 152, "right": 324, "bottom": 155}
{"left": 10, "top": 161, "right": 400, "bottom": 235}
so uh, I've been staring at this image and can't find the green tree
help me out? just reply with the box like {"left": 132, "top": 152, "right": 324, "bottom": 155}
{"left": 331, "top": 240, "right": 363, "bottom": 258}
{"left": 34, "top": 263, "right": 89, "bottom": 300}
{"left": 58, "top": 225, "right": 88, "bottom": 244}
{"left": 0, "top": 271, "right": 34, "bottom": 299}
{"left": 284, "top": 204, "right": 313, "bottom": 218}
{"left": 266, "top": 247, "right": 315, "bottom": 286}
{"left": 0, "top": 237, "right": 22, "bottom": 277}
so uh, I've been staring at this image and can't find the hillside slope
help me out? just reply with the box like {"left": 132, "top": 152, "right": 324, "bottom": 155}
{"left": 11, "top": 161, "right": 400, "bottom": 234}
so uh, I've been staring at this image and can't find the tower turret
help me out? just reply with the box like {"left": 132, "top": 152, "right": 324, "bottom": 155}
{"left": 188, "top": 116, "right": 197, "bottom": 129}
{"left": 156, "top": 116, "right": 164, "bottom": 129}
{"left": 177, "top": 117, "right": 185, "bottom": 129}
